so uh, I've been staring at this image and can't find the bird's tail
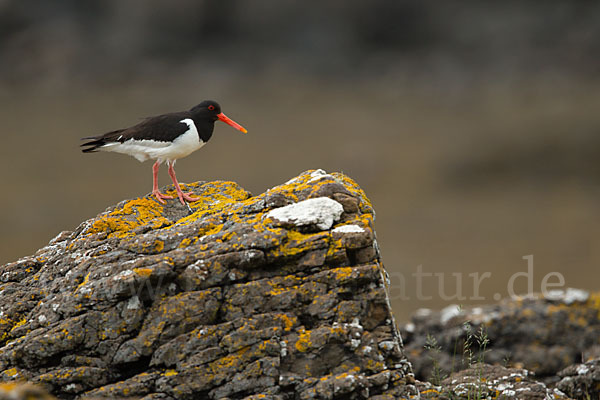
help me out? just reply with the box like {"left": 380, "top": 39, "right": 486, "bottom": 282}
{"left": 80, "top": 129, "right": 125, "bottom": 153}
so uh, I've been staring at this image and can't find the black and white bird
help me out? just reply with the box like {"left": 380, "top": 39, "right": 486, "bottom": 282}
{"left": 81, "top": 100, "right": 247, "bottom": 204}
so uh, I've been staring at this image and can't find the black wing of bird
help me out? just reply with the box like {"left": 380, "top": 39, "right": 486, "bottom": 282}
{"left": 80, "top": 112, "right": 191, "bottom": 153}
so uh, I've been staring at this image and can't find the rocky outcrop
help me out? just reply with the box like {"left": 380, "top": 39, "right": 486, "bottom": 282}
{"left": 0, "top": 170, "right": 416, "bottom": 399}
{"left": 401, "top": 288, "right": 600, "bottom": 386}
{"left": 4, "top": 168, "right": 598, "bottom": 400}
{"left": 418, "top": 364, "right": 571, "bottom": 400}
{"left": 557, "top": 358, "right": 600, "bottom": 400}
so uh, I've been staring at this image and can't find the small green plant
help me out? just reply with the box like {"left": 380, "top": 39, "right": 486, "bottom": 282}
{"left": 450, "top": 305, "right": 464, "bottom": 374}
{"left": 423, "top": 307, "right": 494, "bottom": 400}
{"left": 473, "top": 325, "right": 490, "bottom": 399}
{"left": 462, "top": 320, "right": 474, "bottom": 368}
{"left": 461, "top": 320, "right": 492, "bottom": 400}
{"left": 424, "top": 333, "right": 447, "bottom": 386}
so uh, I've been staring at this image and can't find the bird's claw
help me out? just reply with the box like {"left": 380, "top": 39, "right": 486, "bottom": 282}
{"left": 152, "top": 190, "right": 175, "bottom": 204}
{"left": 177, "top": 192, "right": 201, "bottom": 205}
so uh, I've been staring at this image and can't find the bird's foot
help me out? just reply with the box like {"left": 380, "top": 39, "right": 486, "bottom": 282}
{"left": 152, "top": 190, "right": 175, "bottom": 204}
{"left": 176, "top": 191, "right": 201, "bottom": 205}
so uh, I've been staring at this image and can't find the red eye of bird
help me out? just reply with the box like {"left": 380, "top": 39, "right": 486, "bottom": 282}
{"left": 208, "top": 105, "right": 215, "bottom": 111}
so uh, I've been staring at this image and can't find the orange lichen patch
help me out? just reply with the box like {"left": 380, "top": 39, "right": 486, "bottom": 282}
{"left": 8, "top": 318, "right": 27, "bottom": 334}
{"left": 163, "top": 369, "right": 178, "bottom": 377}
{"left": 536, "top": 294, "right": 600, "bottom": 329}
{"left": 0, "top": 383, "right": 18, "bottom": 390}
{"left": 589, "top": 292, "right": 600, "bottom": 319}
{"left": 365, "top": 359, "right": 386, "bottom": 372}
{"left": 76, "top": 272, "right": 91, "bottom": 292}
{"left": 420, "top": 388, "right": 441, "bottom": 395}
{"left": 520, "top": 308, "right": 535, "bottom": 318}
{"left": 153, "top": 240, "right": 165, "bottom": 252}
{"left": 173, "top": 181, "right": 251, "bottom": 226}
{"left": 133, "top": 268, "right": 153, "bottom": 277}
{"left": 334, "top": 371, "right": 359, "bottom": 380}
{"left": 267, "top": 277, "right": 303, "bottom": 297}
{"left": 295, "top": 329, "right": 312, "bottom": 352}
{"left": 268, "top": 285, "right": 295, "bottom": 297}
{"left": 263, "top": 170, "right": 367, "bottom": 206}
{"left": 333, "top": 267, "right": 354, "bottom": 281}
{"left": 0, "top": 316, "right": 17, "bottom": 342}
{"left": 326, "top": 236, "right": 345, "bottom": 255}
{"left": 208, "top": 346, "right": 250, "bottom": 375}
{"left": 546, "top": 303, "right": 568, "bottom": 315}
{"left": 268, "top": 230, "right": 329, "bottom": 258}
{"left": 85, "top": 197, "right": 171, "bottom": 239}
{"left": 2, "top": 368, "right": 19, "bottom": 379}
{"left": 273, "top": 313, "right": 297, "bottom": 331}
{"left": 178, "top": 237, "right": 195, "bottom": 248}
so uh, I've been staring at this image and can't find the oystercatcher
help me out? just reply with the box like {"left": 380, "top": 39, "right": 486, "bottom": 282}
{"left": 81, "top": 100, "right": 247, "bottom": 205}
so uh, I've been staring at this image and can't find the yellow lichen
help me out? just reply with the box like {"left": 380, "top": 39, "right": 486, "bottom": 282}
{"left": 2, "top": 368, "right": 18, "bottom": 378}
{"left": 76, "top": 272, "right": 90, "bottom": 292}
{"left": 274, "top": 313, "right": 297, "bottom": 331}
{"left": 420, "top": 389, "right": 441, "bottom": 395}
{"left": 133, "top": 268, "right": 153, "bottom": 277}
{"left": 295, "top": 329, "right": 312, "bottom": 352}
{"left": 333, "top": 267, "right": 354, "bottom": 281}
{"left": 589, "top": 292, "right": 600, "bottom": 320}
{"left": 8, "top": 318, "right": 27, "bottom": 333}
{"left": 85, "top": 197, "right": 171, "bottom": 239}
{"left": 209, "top": 346, "right": 250, "bottom": 375}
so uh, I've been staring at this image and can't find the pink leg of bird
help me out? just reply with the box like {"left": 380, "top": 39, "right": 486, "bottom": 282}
{"left": 166, "top": 162, "right": 201, "bottom": 204}
{"left": 151, "top": 160, "right": 174, "bottom": 204}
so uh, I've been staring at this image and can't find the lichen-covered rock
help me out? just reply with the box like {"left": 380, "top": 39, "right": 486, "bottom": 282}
{"left": 0, "top": 382, "right": 57, "bottom": 400}
{"left": 402, "top": 289, "right": 600, "bottom": 384}
{"left": 418, "top": 364, "right": 571, "bottom": 400}
{"left": 0, "top": 169, "right": 417, "bottom": 399}
{"left": 557, "top": 358, "right": 600, "bottom": 400}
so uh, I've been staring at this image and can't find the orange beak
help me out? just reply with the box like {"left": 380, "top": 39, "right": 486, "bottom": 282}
{"left": 217, "top": 113, "right": 247, "bottom": 134}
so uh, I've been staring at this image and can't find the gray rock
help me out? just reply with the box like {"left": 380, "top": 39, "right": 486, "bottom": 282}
{"left": 557, "top": 358, "right": 600, "bottom": 400}
{"left": 0, "top": 170, "right": 416, "bottom": 399}
{"left": 402, "top": 290, "right": 600, "bottom": 384}
{"left": 417, "top": 364, "right": 571, "bottom": 400}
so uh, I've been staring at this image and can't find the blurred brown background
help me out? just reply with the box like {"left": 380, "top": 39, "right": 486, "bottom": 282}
{"left": 1, "top": 1, "right": 599, "bottom": 322}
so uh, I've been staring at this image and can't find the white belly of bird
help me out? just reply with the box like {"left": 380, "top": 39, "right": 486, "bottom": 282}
{"left": 100, "top": 119, "right": 205, "bottom": 162}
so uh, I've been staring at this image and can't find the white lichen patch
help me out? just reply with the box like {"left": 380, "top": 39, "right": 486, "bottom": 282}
{"left": 332, "top": 224, "right": 365, "bottom": 234}
{"left": 378, "top": 341, "right": 395, "bottom": 351}
{"left": 64, "top": 383, "right": 77, "bottom": 392}
{"left": 113, "top": 269, "right": 134, "bottom": 280}
{"left": 440, "top": 304, "right": 461, "bottom": 324}
{"left": 307, "top": 169, "right": 332, "bottom": 183}
{"left": 497, "top": 382, "right": 513, "bottom": 391}
{"left": 545, "top": 288, "right": 589, "bottom": 304}
{"left": 577, "top": 364, "right": 590, "bottom": 375}
{"left": 266, "top": 197, "right": 344, "bottom": 230}
{"left": 127, "top": 296, "right": 141, "bottom": 310}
